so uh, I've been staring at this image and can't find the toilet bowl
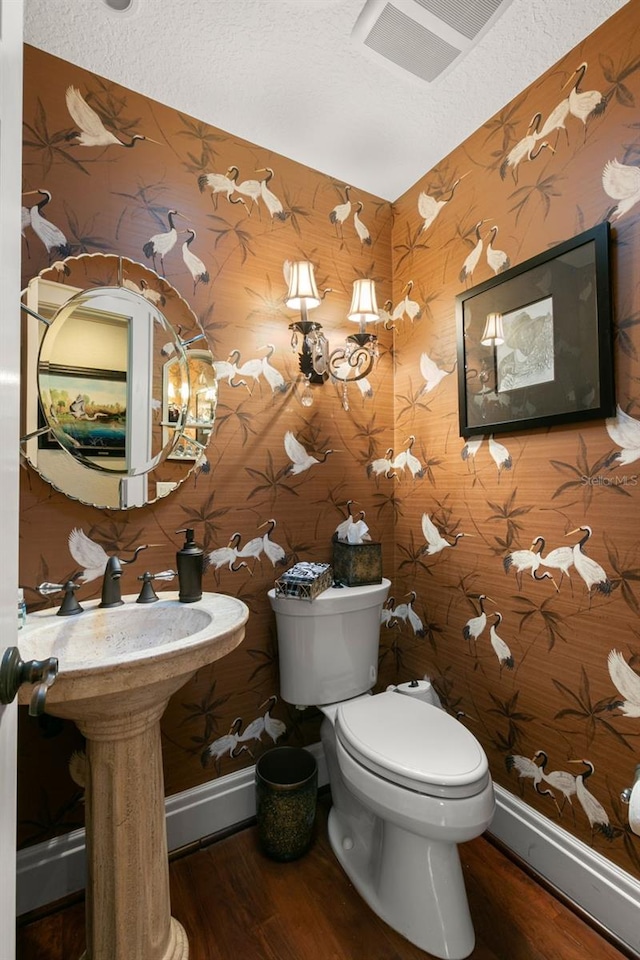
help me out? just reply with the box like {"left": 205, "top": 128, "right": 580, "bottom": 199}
{"left": 268, "top": 581, "right": 495, "bottom": 960}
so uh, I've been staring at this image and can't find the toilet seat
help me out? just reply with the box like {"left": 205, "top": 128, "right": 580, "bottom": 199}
{"left": 336, "top": 691, "right": 490, "bottom": 799}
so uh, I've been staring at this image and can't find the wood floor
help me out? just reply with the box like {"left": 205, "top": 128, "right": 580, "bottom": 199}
{"left": 17, "top": 793, "right": 635, "bottom": 960}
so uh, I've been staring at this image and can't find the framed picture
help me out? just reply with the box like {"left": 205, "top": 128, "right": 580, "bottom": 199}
{"left": 38, "top": 363, "right": 127, "bottom": 457}
{"left": 455, "top": 222, "right": 614, "bottom": 438}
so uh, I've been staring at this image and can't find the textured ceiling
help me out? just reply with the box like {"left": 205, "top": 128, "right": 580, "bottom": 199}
{"left": 24, "top": 0, "right": 630, "bottom": 200}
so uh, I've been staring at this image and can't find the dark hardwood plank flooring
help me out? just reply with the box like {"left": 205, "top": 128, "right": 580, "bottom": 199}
{"left": 17, "top": 794, "right": 634, "bottom": 960}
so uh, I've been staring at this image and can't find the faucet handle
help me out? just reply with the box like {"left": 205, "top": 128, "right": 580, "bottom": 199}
{"left": 37, "top": 580, "right": 83, "bottom": 616}
{"left": 136, "top": 570, "right": 176, "bottom": 604}
{"left": 58, "top": 581, "right": 83, "bottom": 616}
{"left": 37, "top": 581, "right": 66, "bottom": 596}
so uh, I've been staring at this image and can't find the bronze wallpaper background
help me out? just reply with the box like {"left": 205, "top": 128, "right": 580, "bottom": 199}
{"left": 17, "top": 0, "right": 640, "bottom": 890}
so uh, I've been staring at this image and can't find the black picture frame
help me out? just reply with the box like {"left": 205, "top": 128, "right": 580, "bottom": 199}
{"left": 455, "top": 222, "right": 614, "bottom": 438}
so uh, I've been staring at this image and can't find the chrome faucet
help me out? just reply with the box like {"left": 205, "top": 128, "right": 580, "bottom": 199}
{"left": 99, "top": 544, "right": 152, "bottom": 608}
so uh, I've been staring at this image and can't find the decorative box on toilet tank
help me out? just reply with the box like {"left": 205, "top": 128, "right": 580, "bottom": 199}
{"left": 274, "top": 561, "right": 333, "bottom": 600}
{"left": 332, "top": 535, "right": 382, "bottom": 587}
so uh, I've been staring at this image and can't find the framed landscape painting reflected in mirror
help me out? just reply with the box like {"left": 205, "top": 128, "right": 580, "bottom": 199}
{"left": 455, "top": 222, "right": 615, "bottom": 438}
{"left": 38, "top": 363, "right": 127, "bottom": 457}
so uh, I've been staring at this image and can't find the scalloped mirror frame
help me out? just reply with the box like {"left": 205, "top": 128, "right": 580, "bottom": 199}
{"left": 21, "top": 254, "right": 216, "bottom": 510}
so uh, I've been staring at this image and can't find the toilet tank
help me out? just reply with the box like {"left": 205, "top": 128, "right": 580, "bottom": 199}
{"left": 268, "top": 579, "right": 390, "bottom": 706}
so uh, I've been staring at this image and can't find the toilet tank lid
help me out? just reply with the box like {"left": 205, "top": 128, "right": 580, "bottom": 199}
{"left": 268, "top": 578, "right": 390, "bottom": 616}
{"left": 336, "top": 691, "right": 488, "bottom": 787}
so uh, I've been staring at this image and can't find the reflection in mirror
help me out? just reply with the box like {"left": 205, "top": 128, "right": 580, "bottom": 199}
{"left": 21, "top": 255, "right": 217, "bottom": 510}
{"left": 163, "top": 350, "right": 218, "bottom": 460}
{"left": 38, "top": 285, "right": 190, "bottom": 474}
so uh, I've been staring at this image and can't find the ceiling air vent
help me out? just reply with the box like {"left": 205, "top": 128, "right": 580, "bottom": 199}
{"left": 352, "top": 0, "right": 515, "bottom": 84}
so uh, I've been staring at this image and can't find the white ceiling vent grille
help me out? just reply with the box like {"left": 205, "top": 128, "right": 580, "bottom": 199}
{"left": 411, "top": 0, "right": 506, "bottom": 42}
{"left": 352, "top": 0, "right": 515, "bottom": 84}
{"left": 363, "top": 4, "right": 460, "bottom": 83}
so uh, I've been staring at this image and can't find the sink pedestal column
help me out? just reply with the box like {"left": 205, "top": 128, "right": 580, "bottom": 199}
{"left": 75, "top": 692, "right": 189, "bottom": 960}
{"left": 17, "top": 592, "right": 250, "bottom": 958}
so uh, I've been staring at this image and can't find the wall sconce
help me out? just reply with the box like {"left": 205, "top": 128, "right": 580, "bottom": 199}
{"left": 481, "top": 312, "right": 504, "bottom": 346}
{"left": 193, "top": 369, "right": 217, "bottom": 425}
{"left": 167, "top": 379, "right": 190, "bottom": 404}
{"left": 285, "top": 260, "right": 379, "bottom": 397}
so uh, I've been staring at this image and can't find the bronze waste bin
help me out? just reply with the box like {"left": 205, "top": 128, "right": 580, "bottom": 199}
{"left": 255, "top": 746, "right": 318, "bottom": 861}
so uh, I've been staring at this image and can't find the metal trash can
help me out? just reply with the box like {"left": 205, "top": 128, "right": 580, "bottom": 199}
{"left": 255, "top": 746, "right": 318, "bottom": 862}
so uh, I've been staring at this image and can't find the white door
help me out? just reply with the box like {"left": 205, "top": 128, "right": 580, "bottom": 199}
{"left": 0, "top": 0, "right": 24, "bottom": 956}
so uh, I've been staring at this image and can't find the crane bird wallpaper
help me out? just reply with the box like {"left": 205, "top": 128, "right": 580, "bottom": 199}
{"left": 16, "top": 0, "right": 640, "bottom": 904}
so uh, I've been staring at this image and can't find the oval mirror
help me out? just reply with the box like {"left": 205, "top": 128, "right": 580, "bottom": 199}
{"left": 21, "top": 254, "right": 216, "bottom": 509}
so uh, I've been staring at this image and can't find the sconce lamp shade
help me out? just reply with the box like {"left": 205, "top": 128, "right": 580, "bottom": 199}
{"left": 347, "top": 279, "right": 379, "bottom": 324}
{"left": 285, "top": 261, "right": 321, "bottom": 310}
{"left": 284, "top": 258, "right": 379, "bottom": 404}
{"left": 481, "top": 312, "right": 504, "bottom": 346}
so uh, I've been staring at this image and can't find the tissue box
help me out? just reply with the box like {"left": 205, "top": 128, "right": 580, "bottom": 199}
{"left": 274, "top": 561, "right": 333, "bottom": 601}
{"left": 332, "top": 535, "right": 382, "bottom": 586}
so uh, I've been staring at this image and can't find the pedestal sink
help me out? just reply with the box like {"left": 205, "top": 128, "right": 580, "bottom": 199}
{"left": 17, "top": 591, "right": 249, "bottom": 960}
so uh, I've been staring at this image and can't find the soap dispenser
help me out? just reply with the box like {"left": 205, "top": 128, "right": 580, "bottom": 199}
{"left": 176, "top": 528, "right": 204, "bottom": 603}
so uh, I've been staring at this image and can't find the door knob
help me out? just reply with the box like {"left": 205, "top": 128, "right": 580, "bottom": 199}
{"left": 0, "top": 647, "right": 58, "bottom": 716}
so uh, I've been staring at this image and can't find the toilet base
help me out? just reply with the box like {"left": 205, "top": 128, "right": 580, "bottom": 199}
{"left": 327, "top": 805, "right": 475, "bottom": 960}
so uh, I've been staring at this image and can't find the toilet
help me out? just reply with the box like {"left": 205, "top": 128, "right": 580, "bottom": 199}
{"left": 268, "top": 579, "right": 495, "bottom": 960}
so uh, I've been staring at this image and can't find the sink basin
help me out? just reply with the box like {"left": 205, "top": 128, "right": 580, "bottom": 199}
{"left": 21, "top": 602, "right": 214, "bottom": 663}
{"left": 18, "top": 591, "right": 247, "bottom": 707}
{"left": 17, "top": 591, "right": 248, "bottom": 960}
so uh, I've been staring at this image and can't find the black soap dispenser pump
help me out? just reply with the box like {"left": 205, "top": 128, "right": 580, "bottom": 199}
{"left": 176, "top": 528, "right": 204, "bottom": 603}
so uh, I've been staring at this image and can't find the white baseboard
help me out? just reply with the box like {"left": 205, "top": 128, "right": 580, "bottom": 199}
{"left": 15, "top": 753, "right": 640, "bottom": 956}
{"left": 489, "top": 784, "right": 640, "bottom": 956}
{"left": 16, "top": 743, "right": 328, "bottom": 916}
